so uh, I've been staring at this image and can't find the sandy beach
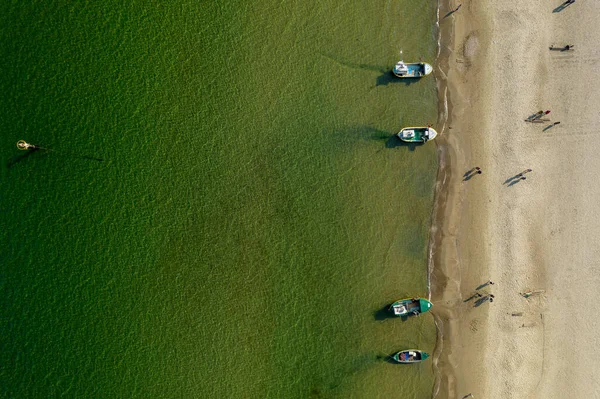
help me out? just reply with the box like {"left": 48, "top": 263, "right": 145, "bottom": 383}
{"left": 431, "top": 0, "right": 600, "bottom": 397}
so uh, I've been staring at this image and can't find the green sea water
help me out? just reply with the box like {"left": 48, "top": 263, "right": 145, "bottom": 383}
{"left": 1, "top": 1, "right": 438, "bottom": 398}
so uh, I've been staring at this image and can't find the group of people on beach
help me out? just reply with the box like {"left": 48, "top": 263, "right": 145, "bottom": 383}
{"left": 474, "top": 281, "right": 494, "bottom": 303}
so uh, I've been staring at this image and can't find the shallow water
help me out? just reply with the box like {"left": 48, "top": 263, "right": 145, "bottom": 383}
{"left": 1, "top": 1, "right": 438, "bottom": 397}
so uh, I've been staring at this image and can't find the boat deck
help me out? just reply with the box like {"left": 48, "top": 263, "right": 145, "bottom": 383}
{"left": 405, "top": 64, "right": 425, "bottom": 77}
{"left": 399, "top": 128, "right": 429, "bottom": 142}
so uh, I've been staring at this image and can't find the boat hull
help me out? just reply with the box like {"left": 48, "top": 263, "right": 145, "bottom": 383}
{"left": 393, "top": 62, "right": 433, "bottom": 78}
{"left": 397, "top": 127, "right": 438, "bottom": 143}
{"left": 392, "top": 350, "right": 430, "bottom": 364}
{"left": 389, "top": 297, "right": 433, "bottom": 316}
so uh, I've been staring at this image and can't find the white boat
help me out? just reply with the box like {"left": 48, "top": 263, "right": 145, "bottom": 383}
{"left": 393, "top": 60, "right": 433, "bottom": 78}
{"left": 397, "top": 126, "right": 438, "bottom": 143}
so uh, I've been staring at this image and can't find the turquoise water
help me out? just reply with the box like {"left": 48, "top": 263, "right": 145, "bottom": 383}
{"left": 1, "top": 1, "right": 438, "bottom": 397}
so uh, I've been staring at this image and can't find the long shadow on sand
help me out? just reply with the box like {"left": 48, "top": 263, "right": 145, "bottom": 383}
{"left": 463, "top": 172, "right": 482, "bottom": 181}
{"left": 474, "top": 297, "right": 491, "bottom": 307}
{"left": 507, "top": 178, "right": 525, "bottom": 187}
{"left": 549, "top": 46, "right": 573, "bottom": 52}
{"left": 504, "top": 174, "right": 522, "bottom": 185}
{"left": 463, "top": 293, "right": 482, "bottom": 303}
{"left": 552, "top": 2, "right": 572, "bottom": 12}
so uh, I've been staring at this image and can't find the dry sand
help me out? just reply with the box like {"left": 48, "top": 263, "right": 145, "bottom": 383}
{"left": 430, "top": 0, "right": 600, "bottom": 397}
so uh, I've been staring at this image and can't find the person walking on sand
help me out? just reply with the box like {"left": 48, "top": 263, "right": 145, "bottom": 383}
{"left": 454, "top": 4, "right": 462, "bottom": 12}
{"left": 483, "top": 294, "right": 495, "bottom": 303}
{"left": 529, "top": 110, "right": 547, "bottom": 121}
{"left": 517, "top": 169, "right": 532, "bottom": 177}
{"left": 463, "top": 394, "right": 474, "bottom": 399}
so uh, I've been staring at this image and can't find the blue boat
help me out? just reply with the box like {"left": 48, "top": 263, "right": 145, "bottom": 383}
{"left": 392, "top": 350, "right": 430, "bottom": 364}
{"left": 393, "top": 60, "right": 433, "bottom": 78}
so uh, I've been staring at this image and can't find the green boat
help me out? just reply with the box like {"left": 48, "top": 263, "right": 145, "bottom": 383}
{"left": 397, "top": 126, "right": 438, "bottom": 143}
{"left": 389, "top": 298, "right": 432, "bottom": 317}
{"left": 392, "top": 350, "right": 430, "bottom": 364}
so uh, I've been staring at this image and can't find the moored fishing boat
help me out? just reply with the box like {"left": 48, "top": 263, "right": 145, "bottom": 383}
{"left": 393, "top": 60, "right": 433, "bottom": 78}
{"left": 389, "top": 298, "right": 432, "bottom": 317}
{"left": 397, "top": 126, "right": 438, "bottom": 143}
{"left": 392, "top": 350, "right": 430, "bottom": 364}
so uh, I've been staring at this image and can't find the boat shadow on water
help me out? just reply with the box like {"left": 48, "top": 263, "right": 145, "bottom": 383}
{"left": 343, "top": 126, "right": 421, "bottom": 151}
{"left": 373, "top": 303, "right": 411, "bottom": 321}
{"left": 6, "top": 150, "right": 104, "bottom": 169}
{"left": 376, "top": 71, "right": 422, "bottom": 87}
{"left": 385, "top": 135, "right": 422, "bottom": 151}
{"left": 6, "top": 148, "right": 42, "bottom": 168}
{"left": 376, "top": 354, "right": 404, "bottom": 364}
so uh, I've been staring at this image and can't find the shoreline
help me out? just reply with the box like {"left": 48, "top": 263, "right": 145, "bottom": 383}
{"left": 428, "top": 0, "right": 492, "bottom": 396}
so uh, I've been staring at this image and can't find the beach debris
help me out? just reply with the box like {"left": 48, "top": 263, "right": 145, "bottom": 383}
{"left": 521, "top": 290, "right": 545, "bottom": 298}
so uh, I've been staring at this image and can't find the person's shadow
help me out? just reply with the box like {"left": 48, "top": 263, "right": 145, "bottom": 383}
{"left": 549, "top": 46, "right": 572, "bottom": 52}
{"left": 553, "top": 1, "right": 573, "bottom": 12}
{"left": 503, "top": 174, "right": 521, "bottom": 185}
{"left": 443, "top": 8, "right": 459, "bottom": 18}
{"left": 474, "top": 297, "right": 490, "bottom": 307}
{"left": 463, "top": 293, "right": 481, "bottom": 303}
{"left": 507, "top": 178, "right": 525, "bottom": 187}
{"left": 463, "top": 172, "right": 481, "bottom": 181}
